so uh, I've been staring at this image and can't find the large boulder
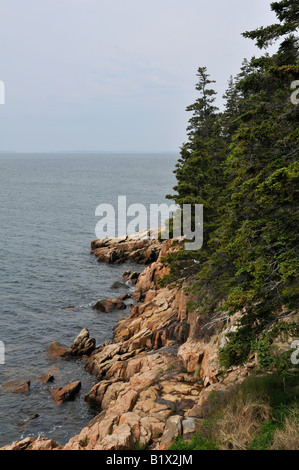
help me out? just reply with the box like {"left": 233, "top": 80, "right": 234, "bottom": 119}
{"left": 36, "top": 373, "right": 54, "bottom": 384}
{"left": 1, "top": 378, "right": 30, "bottom": 394}
{"left": 177, "top": 340, "right": 204, "bottom": 373}
{"left": 71, "top": 328, "right": 96, "bottom": 356}
{"left": 0, "top": 437, "right": 58, "bottom": 451}
{"left": 94, "top": 424, "right": 134, "bottom": 450}
{"left": 159, "top": 415, "right": 182, "bottom": 450}
{"left": 93, "top": 298, "right": 126, "bottom": 313}
{"left": 51, "top": 381, "right": 81, "bottom": 405}
{"left": 122, "top": 270, "right": 141, "bottom": 285}
{"left": 46, "top": 342, "right": 73, "bottom": 360}
{"left": 90, "top": 235, "right": 161, "bottom": 265}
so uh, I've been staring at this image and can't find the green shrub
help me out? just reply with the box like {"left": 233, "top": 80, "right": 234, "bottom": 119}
{"left": 169, "top": 434, "right": 218, "bottom": 451}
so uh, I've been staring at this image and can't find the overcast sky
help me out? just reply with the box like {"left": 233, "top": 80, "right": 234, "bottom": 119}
{"left": 0, "top": 0, "right": 277, "bottom": 153}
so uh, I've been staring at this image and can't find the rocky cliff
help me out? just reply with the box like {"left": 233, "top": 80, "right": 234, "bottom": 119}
{"left": 1, "top": 233, "right": 258, "bottom": 451}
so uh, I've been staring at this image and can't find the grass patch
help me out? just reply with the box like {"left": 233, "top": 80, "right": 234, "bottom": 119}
{"left": 168, "top": 370, "right": 299, "bottom": 450}
{"left": 170, "top": 434, "right": 218, "bottom": 451}
{"left": 79, "top": 436, "right": 89, "bottom": 448}
{"left": 271, "top": 406, "right": 299, "bottom": 450}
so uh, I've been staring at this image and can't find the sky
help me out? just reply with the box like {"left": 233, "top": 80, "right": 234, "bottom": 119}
{"left": 0, "top": 0, "right": 277, "bottom": 153}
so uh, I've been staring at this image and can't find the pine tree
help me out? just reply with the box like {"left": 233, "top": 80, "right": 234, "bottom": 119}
{"left": 167, "top": 67, "right": 226, "bottom": 247}
{"left": 202, "top": 0, "right": 299, "bottom": 366}
{"left": 185, "top": 67, "right": 218, "bottom": 142}
{"left": 243, "top": 0, "right": 299, "bottom": 49}
{"left": 222, "top": 75, "right": 241, "bottom": 138}
{"left": 164, "top": 0, "right": 299, "bottom": 369}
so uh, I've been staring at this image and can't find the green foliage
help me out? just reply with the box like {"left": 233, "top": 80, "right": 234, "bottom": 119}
{"left": 239, "top": 370, "right": 299, "bottom": 408}
{"left": 79, "top": 436, "right": 89, "bottom": 448}
{"left": 249, "top": 421, "right": 279, "bottom": 450}
{"left": 186, "top": 300, "right": 198, "bottom": 313}
{"left": 169, "top": 434, "right": 219, "bottom": 451}
{"left": 252, "top": 321, "right": 299, "bottom": 371}
{"left": 242, "top": 0, "right": 299, "bottom": 49}
{"left": 162, "top": 0, "right": 299, "bottom": 370}
{"left": 172, "top": 371, "right": 299, "bottom": 450}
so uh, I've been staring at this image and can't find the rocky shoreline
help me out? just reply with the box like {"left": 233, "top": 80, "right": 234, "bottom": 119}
{"left": 1, "top": 231, "right": 257, "bottom": 451}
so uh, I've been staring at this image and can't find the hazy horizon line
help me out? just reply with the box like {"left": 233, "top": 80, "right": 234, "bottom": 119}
{"left": 0, "top": 150, "right": 179, "bottom": 155}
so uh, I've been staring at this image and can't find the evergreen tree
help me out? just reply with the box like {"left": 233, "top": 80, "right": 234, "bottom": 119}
{"left": 167, "top": 67, "right": 226, "bottom": 246}
{"left": 185, "top": 67, "right": 218, "bottom": 142}
{"left": 200, "top": 0, "right": 298, "bottom": 366}
{"left": 222, "top": 75, "right": 241, "bottom": 138}
{"left": 164, "top": 0, "right": 299, "bottom": 369}
{"left": 243, "top": 0, "right": 299, "bottom": 49}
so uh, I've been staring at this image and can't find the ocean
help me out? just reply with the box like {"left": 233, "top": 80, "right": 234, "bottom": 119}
{"left": 0, "top": 152, "right": 178, "bottom": 446}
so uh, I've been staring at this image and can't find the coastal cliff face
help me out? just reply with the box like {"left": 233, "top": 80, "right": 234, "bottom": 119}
{"left": 0, "top": 234, "right": 257, "bottom": 451}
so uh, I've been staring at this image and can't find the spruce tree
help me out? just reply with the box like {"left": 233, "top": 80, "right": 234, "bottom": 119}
{"left": 164, "top": 0, "right": 299, "bottom": 369}
{"left": 167, "top": 67, "right": 226, "bottom": 246}
{"left": 203, "top": 0, "right": 299, "bottom": 367}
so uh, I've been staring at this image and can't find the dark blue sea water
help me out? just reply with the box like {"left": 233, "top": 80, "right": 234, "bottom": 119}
{"left": 0, "top": 152, "right": 177, "bottom": 446}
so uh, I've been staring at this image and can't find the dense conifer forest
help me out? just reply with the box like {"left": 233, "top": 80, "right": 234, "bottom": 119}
{"left": 164, "top": 0, "right": 299, "bottom": 372}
